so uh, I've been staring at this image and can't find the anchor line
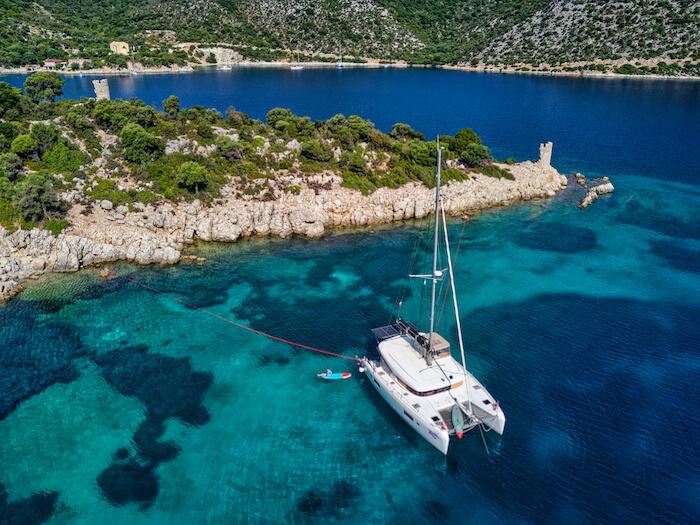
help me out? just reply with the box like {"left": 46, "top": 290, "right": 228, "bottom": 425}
{"left": 126, "top": 278, "right": 360, "bottom": 362}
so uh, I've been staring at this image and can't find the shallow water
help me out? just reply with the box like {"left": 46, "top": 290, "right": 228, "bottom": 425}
{"left": 1, "top": 174, "right": 698, "bottom": 524}
{"left": 1, "top": 69, "right": 699, "bottom": 524}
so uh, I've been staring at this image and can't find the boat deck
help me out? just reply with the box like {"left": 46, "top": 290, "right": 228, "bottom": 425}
{"left": 438, "top": 403, "right": 479, "bottom": 435}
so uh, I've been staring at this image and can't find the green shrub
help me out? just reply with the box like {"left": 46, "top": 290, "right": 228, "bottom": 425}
{"left": 442, "top": 167, "right": 468, "bottom": 183}
{"left": 459, "top": 143, "right": 492, "bottom": 167}
{"left": 44, "top": 218, "right": 70, "bottom": 235}
{"left": 30, "top": 124, "right": 60, "bottom": 155}
{"left": 341, "top": 171, "right": 378, "bottom": 195}
{"left": 14, "top": 172, "right": 68, "bottom": 222}
{"left": 43, "top": 142, "right": 86, "bottom": 173}
{"left": 176, "top": 161, "right": 209, "bottom": 193}
{"left": 24, "top": 72, "right": 64, "bottom": 103}
{"left": 340, "top": 150, "right": 369, "bottom": 175}
{"left": 163, "top": 95, "right": 180, "bottom": 117}
{"left": 266, "top": 108, "right": 296, "bottom": 128}
{"left": 615, "top": 63, "right": 641, "bottom": 75}
{"left": 0, "top": 152, "right": 22, "bottom": 181}
{"left": 196, "top": 123, "right": 214, "bottom": 140}
{"left": 0, "top": 198, "right": 15, "bottom": 230}
{"left": 0, "top": 121, "right": 21, "bottom": 143}
{"left": 93, "top": 99, "right": 159, "bottom": 132}
{"left": 11, "top": 134, "right": 37, "bottom": 158}
{"left": 474, "top": 165, "right": 514, "bottom": 180}
{"left": 216, "top": 136, "right": 242, "bottom": 161}
{"left": 0, "top": 82, "right": 26, "bottom": 119}
{"left": 451, "top": 128, "right": 482, "bottom": 150}
{"left": 88, "top": 178, "right": 132, "bottom": 205}
{"left": 390, "top": 123, "right": 424, "bottom": 141}
{"left": 120, "top": 123, "right": 163, "bottom": 163}
{"left": 301, "top": 140, "right": 333, "bottom": 162}
{"left": 135, "top": 190, "right": 159, "bottom": 204}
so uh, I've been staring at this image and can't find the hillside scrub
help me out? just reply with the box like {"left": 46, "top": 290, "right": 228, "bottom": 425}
{"left": 0, "top": 1, "right": 696, "bottom": 74}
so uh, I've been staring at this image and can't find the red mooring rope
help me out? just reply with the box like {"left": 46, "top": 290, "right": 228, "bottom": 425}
{"left": 128, "top": 278, "right": 359, "bottom": 361}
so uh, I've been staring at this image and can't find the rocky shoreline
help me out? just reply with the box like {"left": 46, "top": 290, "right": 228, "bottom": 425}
{"left": 2, "top": 61, "right": 698, "bottom": 81}
{"left": 0, "top": 144, "right": 567, "bottom": 302}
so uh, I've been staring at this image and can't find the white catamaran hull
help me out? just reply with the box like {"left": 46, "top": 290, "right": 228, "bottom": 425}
{"left": 363, "top": 359, "right": 450, "bottom": 454}
{"left": 362, "top": 343, "right": 506, "bottom": 454}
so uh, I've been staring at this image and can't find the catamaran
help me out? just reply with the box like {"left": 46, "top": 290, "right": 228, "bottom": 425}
{"left": 361, "top": 145, "right": 506, "bottom": 454}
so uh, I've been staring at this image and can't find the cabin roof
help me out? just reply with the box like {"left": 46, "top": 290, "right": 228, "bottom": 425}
{"left": 379, "top": 334, "right": 463, "bottom": 393}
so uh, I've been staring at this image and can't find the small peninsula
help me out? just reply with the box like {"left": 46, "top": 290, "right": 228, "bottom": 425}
{"left": 0, "top": 74, "right": 567, "bottom": 301}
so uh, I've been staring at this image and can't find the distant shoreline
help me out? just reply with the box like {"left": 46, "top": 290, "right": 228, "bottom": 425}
{"left": 2, "top": 61, "right": 699, "bottom": 82}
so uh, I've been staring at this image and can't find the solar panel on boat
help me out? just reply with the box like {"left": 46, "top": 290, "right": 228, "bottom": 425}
{"left": 371, "top": 324, "right": 402, "bottom": 341}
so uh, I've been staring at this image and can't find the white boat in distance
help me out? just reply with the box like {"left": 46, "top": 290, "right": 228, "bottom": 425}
{"left": 362, "top": 146, "right": 506, "bottom": 454}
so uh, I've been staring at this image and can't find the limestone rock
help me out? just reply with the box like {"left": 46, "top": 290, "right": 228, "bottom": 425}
{"left": 1, "top": 145, "right": 578, "bottom": 303}
{"left": 578, "top": 181, "right": 614, "bottom": 208}
{"left": 594, "top": 182, "right": 614, "bottom": 195}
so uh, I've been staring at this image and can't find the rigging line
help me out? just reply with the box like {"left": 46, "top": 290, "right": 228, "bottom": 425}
{"left": 127, "top": 278, "right": 359, "bottom": 362}
{"left": 440, "top": 198, "right": 472, "bottom": 410}
{"left": 478, "top": 423, "right": 492, "bottom": 458}
{"left": 392, "top": 232, "right": 422, "bottom": 322}
{"left": 436, "top": 217, "right": 469, "bottom": 330}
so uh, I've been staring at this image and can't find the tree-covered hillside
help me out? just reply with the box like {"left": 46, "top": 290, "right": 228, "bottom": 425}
{"left": 0, "top": 0, "right": 698, "bottom": 74}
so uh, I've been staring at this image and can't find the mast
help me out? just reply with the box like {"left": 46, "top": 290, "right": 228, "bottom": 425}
{"left": 426, "top": 142, "right": 442, "bottom": 365}
{"left": 440, "top": 198, "right": 472, "bottom": 409}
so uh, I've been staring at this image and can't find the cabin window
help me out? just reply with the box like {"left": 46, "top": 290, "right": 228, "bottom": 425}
{"left": 396, "top": 376, "right": 451, "bottom": 397}
{"left": 403, "top": 410, "right": 414, "bottom": 421}
{"left": 412, "top": 386, "right": 451, "bottom": 397}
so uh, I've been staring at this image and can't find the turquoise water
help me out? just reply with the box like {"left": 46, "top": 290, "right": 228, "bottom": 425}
{"left": 2, "top": 176, "right": 698, "bottom": 524}
{"left": 1, "top": 69, "right": 699, "bottom": 524}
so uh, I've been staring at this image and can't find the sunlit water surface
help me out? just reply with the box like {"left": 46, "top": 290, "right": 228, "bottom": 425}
{"left": 0, "top": 69, "right": 698, "bottom": 524}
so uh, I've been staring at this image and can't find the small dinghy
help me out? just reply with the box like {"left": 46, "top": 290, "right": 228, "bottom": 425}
{"left": 317, "top": 370, "right": 352, "bottom": 381}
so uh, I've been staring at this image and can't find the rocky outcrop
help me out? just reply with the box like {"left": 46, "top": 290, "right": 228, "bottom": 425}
{"left": 578, "top": 178, "right": 614, "bottom": 208}
{"left": 0, "top": 153, "right": 567, "bottom": 302}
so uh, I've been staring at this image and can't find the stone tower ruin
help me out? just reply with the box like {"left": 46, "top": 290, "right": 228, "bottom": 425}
{"left": 92, "top": 79, "right": 110, "bottom": 101}
{"left": 539, "top": 141, "right": 553, "bottom": 166}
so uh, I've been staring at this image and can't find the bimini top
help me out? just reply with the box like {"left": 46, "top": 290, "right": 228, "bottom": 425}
{"left": 379, "top": 334, "right": 464, "bottom": 395}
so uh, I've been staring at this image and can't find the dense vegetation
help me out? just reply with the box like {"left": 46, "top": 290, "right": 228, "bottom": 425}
{"left": 0, "top": 72, "right": 510, "bottom": 234}
{"left": 0, "top": 0, "right": 697, "bottom": 75}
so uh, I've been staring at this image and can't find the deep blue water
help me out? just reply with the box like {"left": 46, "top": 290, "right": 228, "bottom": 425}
{"left": 2, "top": 68, "right": 699, "bottom": 184}
{"left": 0, "top": 69, "right": 699, "bottom": 524}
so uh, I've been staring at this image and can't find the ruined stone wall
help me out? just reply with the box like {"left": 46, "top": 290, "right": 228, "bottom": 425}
{"left": 539, "top": 141, "right": 553, "bottom": 166}
{"left": 92, "top": 79, "right": 110, "bottom": 101}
